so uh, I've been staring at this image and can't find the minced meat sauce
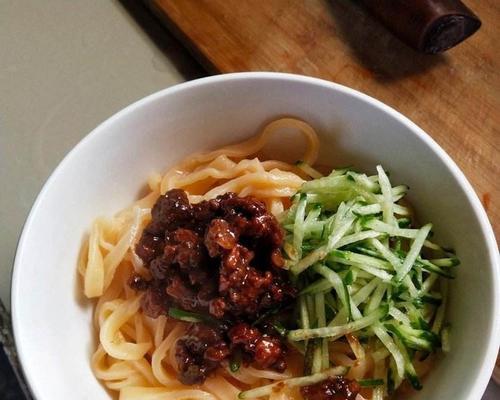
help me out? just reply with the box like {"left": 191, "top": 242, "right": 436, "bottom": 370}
{"left": 131, "top": 189, "right": 296, "bottom": 385}
{"left": 300, "top": 377, "right": 360, "bottom": 400}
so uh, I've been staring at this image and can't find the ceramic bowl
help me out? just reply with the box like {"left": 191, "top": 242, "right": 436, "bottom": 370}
{"left": 12, "top": 73, "right": 499, "bottom": 400}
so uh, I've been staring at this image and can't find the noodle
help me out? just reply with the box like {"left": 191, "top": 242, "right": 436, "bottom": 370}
{"left": 79, "top": 118, "right": 322, "bottom": 399}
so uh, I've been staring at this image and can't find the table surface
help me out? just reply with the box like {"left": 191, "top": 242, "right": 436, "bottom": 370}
{"left": 0, "top": 1, "right": 497, "bottom": 399}
{"left": 0, "top": 0, "right": 203, "bottom": 310}
{"left": 149, "top": 0, "right": 500, "bottom": 238}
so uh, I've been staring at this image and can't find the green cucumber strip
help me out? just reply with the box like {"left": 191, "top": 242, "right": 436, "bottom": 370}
{"left": 393, "top": 237, "right": 402, "bottom": 252}
{"left": 355, "top": 203, "right": 409, "bottom": 216}
{"left": 313, "top": 264, "right": 354, "bottom": 320}
{"left": 353, "top": 203, "right": 382, "bottom": 215}
{"left": 343, "top": 270, "right": 354, "bottom": 286}
{"left": 168, "top": 308, "right": 214, "bottom": 324}
{"left": 389, "top": 306, "right": 411, "bottom": 326}
{"left": 329, "top": 250, "right": 392, "bottom": 270}
{"left": 293, "top": 195, "right": 308, "bottom": 260}
{"left": 329, "top": 167, "right": 352, "bottom": 176}
{"left": 416, "top": 267, "right": 423, "bottom": 289}
{"left": 347, "top": 171, "right": 380, "bottom": 192}
{"left": 370, "top": 238, "right": 418, "bottom": 295}
{"left": 351, "top": 269, "right": 377, "bottom": 280}
{"left": 336, "top": 230, "right": 383, "bottom": 248}
{"left": 230, "top": 348, "right": 242, "bottom": 372}
{"left": 306, "top": 295, "right": 316, "bottom": 330}
{"left": 421, "top": 293, "right": 442, "bottom": 306}
{"left": 289, "top": 305, "right": 388, "bottom": 341}
{"left": 370, "top": 238, "right": 402, "bottom": 271}
{"left": 304, "top": 193, "right": 355, "bottom": 211}
{"left": 423, "top": 240, "right": 455, "bottom": 256}
{"left": 385, "top": 324, "right": 435, "bottom": 352}
{"left": 372, "top": 376, "right": 385, "bottom": 400}
{"left": 365, "top": 219, "right": 419, "bottom": 238}
{"left": 399, "top": 324, "right": 440, "bottom": 346}
{"left": 372, "top": 323, "right": 405, "bottom": 381}
{"left": 391, "top": 185, "right": 409, "bottom": 199}
{"left": 303, "top": 337, "right": 315, "bottom": 375}
{"left": 429, "top": 258, "right": 460, "bottom": 267}
{"left": 343, "top": 279, "right": 354, "bottom": 322}
{"left": 300, "top": 278, "right": 332, "bottom": 295}
{"left": 415, "top": 258, "right": 456, "bottom": 278}
{"left": 397, "top": 218, "right": 411, "bottom": 228}
{"left": 390, "top": 249, "right": 455, "bottom": 279}
{"left": 352, "top": 278, "right": 380, "bottom": 304}
{"left": 365, "top": 283, "right": 387, "bottom": 315}
{"left": 332, "top": 202, "right": 351, "bottom": 229}
{"left": 376, "top": 165, "right": 395, "bottom": 226}
{"left": 300, "top": 175, "right": 351, "bottom": 193}
{"left": 330, "top": 278, "right": 380, "bottom": 326}
{"left": 314, "top": 292, "right": 330, "bottom": 370}
{"left": 303, "top": 206, "right": 323, "bottom": 237}
{"left": 388, "top": 357, "right": 403, "bottom": 392}
{"left": 393, "top": 336, "right": 422, "bottom": 390}
{"left": 283, "top": 242, "right": 298, "bottom": 262}
{"left": 280, "top": 195, "right": 299, "bottom": 225}
{"left": 395, "top": 224, "right": 432, "bottom": 282}
{"left": 299, "top": 296, "right": 310, "bottom": 331}
{"left": 271, "top": 322, "right": 287, "bottom": 337}
{"left": 291, "top": 214, "right": 355, "bottom": 274}
{"left": 311, "top": 339, "right": 323, "bottom": 374}
{"left": 391, "top": 203, "right": 410, "bottom": 216}
{"left": 328, "top": 258, "right": 393, "bottom": 282}
{"left": 238, "top": 366, "right": 349, "bottom": 399}
{"left": 432, "top": 280, "right": 448, "bottom": 334}
{"left": 358, "top": 378, "right": 385, "bottom": 387}
{"left": 402, "top": 276, "right": 419, "bottom": 298}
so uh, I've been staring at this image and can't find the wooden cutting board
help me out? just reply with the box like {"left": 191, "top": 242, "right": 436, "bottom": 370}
{"left": 146, "top": 0, "right": 499, "bottom": 238}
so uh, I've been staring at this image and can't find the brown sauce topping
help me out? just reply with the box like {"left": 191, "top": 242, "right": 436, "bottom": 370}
{"left": 300, "top": 377, "right": 361, "bottom": 400}
{"left": 132, "top": 189, "right": 296, "bottom": 384}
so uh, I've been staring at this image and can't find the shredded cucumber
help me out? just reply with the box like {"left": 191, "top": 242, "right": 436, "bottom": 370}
{"left": 395, "top": 224, "right": 432, "bottom": 282}
{"left": 314, "top": 292, "right": 330, "bottom": 370}
{"left": 288, "top": 305, "right": 388, "bottom": 341}
{"left": 291, "top": 213, "right": 355, "bottom": 274}
{"left": 313, "top": 264, "right": 355, "bottom": 319}
{"left": 365, "top": 219, "right": 419, "bottom": 238}
{"left": 358, "top": 378, "right": 385, "bottom": 387}
{"left": 277, "top": 165, "right": 458, "bottom": 395}
{"left": 300, "top": 278, "right": 333, "bottom": 295}
{"left": 238, "top": 366, "right": 348, "bottom": 399}
{"left": 293, "top": 195, "right": 308, "bottom": 260}
{"left": 376, "top": 165, "right": 395, "bottom": 226}
{"left": 168, "top": 308, "right": 216, "bottom": 324}
{"left": 373, "top": 323, "right": 405, "bottom": 379}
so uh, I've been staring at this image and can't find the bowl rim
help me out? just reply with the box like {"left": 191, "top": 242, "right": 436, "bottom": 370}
{"left": 11, "top": 71, "right": 500, "bottom": 400}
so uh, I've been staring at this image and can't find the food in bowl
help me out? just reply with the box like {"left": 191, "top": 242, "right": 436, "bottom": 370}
{"left": 78, "top": 117, "right": 458, "bottom": 400}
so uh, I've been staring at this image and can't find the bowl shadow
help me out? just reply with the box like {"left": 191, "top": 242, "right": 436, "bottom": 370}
{"left": 118, "top": 0, "right": 206, "bottom": 80}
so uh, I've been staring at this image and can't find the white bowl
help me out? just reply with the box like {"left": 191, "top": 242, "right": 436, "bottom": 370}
{"left": 12, "top": 72, "right": 499, "bottom": 400}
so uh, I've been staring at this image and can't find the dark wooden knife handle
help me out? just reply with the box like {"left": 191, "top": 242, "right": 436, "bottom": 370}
{"left": 361, "top": 0, "right": 481, "bottom": 53}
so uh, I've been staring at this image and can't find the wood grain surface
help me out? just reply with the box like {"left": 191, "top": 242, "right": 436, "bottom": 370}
{"left": 146, "top": 0, "right": 499, "bottom": 237}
